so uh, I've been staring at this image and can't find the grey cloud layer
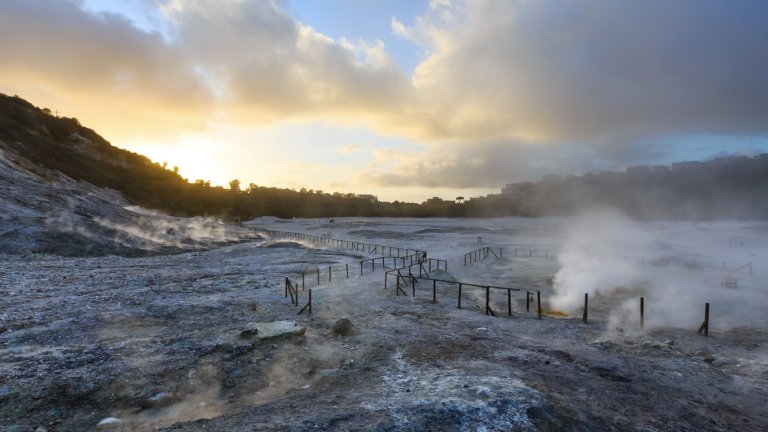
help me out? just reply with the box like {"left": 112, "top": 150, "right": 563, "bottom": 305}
{"left": 2, "top": 0, "right": 767, "bottom": 188}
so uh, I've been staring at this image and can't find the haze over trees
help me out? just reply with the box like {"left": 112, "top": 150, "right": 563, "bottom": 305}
{"left": 2, "top": 93, "right": 767, "bottom": 220}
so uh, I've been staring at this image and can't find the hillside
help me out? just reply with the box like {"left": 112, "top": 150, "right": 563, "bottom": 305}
{"left": 0, "top": 94, "right": 264, "bottom": 256}
{"left": 0, "top": 93, "right": 215, "bottom": 216}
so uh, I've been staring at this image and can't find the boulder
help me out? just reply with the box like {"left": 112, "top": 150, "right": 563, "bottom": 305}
{"left": 240, "top": 320, "right": 306, "bottom": 341}
{"left": 331, "top": 318, "right": 355, "bottom": 337}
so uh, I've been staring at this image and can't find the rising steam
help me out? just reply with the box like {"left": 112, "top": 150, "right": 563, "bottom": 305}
{"left": 550, "top": 208, "right": 768, "bottom": 331}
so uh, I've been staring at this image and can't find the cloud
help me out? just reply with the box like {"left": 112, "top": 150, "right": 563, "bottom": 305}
{"left": 0, "top": 0, "right": 411, "bottom": 138}
{"left": 359, "top": 141, "right": 549, "bottom": 188}
{"left": 334, "top": 143, "right": 363, "bottom": 154}
{"left": 0, "top": 0, "right": 212, "bottom": 138}
{"left": 2, "top": 0, "right": 768, "bottom": 190}
{"left": 398, "top": 0, "right": 768, "bottom": 144}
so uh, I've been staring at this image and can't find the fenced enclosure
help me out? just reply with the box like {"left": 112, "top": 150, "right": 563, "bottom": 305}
{"left": 272, "top": 231, "right": 737, "bottom": 337}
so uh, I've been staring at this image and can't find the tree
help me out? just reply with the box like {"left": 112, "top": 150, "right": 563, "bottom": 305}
{"left": 229, "top": 179, "right": 241, "bottom": 192}
{"left": 456, "top": 196, "right": 465, "bottom": 204}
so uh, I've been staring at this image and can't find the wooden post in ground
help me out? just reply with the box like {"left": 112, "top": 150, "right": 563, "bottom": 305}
{"left": 346, "top": 263, "right": 349, "bottom": 278}
{"left": 697, "top": 303, "right": 710, "bottom": 336}
{"left": 537, "top": 291, "right": 542, "bottom": 319}
{"left": 458, "top": 283, "right": 462, "bottom": 309}
{"left": 485, "top": 286, "right": 490, "bottom": 316}
{"left": 328, "top": 266, "right": 331, "bottom": 282}
{"left": 640, "top": 296, "right": 644, "bottom": 328}
{"left": 583, "top": 293, "right": 588, "bottom": 323}
{"left": 433, "top": 280, "right": 437, "bottom": 303}
{"left": 526, "top": 291, "right": 530, "bottom": 312}
{"left": 507, "top": 289, "right": 512, "bottom": 316}
{"left": 317, "top": 268, "right": 320, "bottom": 285}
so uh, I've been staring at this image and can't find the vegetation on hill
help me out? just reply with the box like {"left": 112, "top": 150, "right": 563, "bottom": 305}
{"left": 2, "top": 93, "right": 766, "bottom": 220}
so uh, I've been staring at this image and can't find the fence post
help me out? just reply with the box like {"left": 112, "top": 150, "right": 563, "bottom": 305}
{"left": 537, "top": 291, "right": 542, "bottom": 319}
{"left": 507, "top": 289, "right": 512, "bottom": 316}
{"left": 697, "top": 303, "right": 710, "bottom": 336}
{"left": 346, "top": 263, "right": 349, "bottom": 278}
{"left": 433, "top": 280, "right": 437, "bottom": 303}
{"left": 302, "top": 272, "right": 305, "bottom": 290}
{"left": 583, "top": 293, "right": 588, "bottom": 323}
{"left": 640, "top": 296, "right": 644, "bottom": 328}
{"left": 360, "top": 261, "right": 363, "bottom": 276}
{"left": 485, "top": 286, "right": 490, "bottom": 316}
{"left": 526, "top": 291, "right": 530, "bottom": 312}
{"left": 317, "top": 268, "right": 320, "bottom": 285}
{"left": 329, "top": 266, "right": 332, "bottom": 282}
{"left": 458, "top": 283, "right": 462, "bottom": 309}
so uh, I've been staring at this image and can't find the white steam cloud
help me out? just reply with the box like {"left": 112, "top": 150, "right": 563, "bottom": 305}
{"left": 551, "top": 209, "right": 768, "bottom": 331}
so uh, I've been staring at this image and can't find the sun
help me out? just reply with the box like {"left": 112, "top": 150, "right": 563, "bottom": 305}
{"left": 121, "top": 137, "right": 228, "bottom": 185}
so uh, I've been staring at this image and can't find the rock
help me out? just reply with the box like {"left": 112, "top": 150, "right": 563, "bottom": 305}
{"left": 240, "top": 320, "right": 306, "bottom": 341}
{"left": 331, "top": 318, "right": 355, "bottom": 337}
{"left": 34, "top": 427, "right": 47, "bottom": 432}
{"left": 96, "top": 417, "right": 124, "bottom": 429}
{"left": 475, "top": 386, "right": 491, "bottom": 398}
{"left": 143, "top": 391, "right": 173, "bottom": 408}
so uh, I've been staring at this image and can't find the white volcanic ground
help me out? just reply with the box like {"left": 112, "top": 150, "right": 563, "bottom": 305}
{"left": 1, "top": 149, "right": 767, "bottom": 431}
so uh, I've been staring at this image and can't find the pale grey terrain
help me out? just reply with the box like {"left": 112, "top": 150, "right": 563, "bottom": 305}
{"left": 1, "top": 152, "right": 767, "bottom": 431}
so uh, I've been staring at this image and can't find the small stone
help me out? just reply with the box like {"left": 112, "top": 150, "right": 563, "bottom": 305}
{"left": 240, "top": 320, "right": 306, "bottom": 341}
{"left": 475, "top": 386, "right": 491, "bottom": 398}
{"left": 144, "top": 391, "right": 173, "bottom": 407}
{"left": 96, "top": 417, "right": 123, "bottom": 429}
{"left": 332, "top": 319, "right": 356, "bottom": 337}
{"left": 35, "top": 427, "right": 48, "bottom": 432}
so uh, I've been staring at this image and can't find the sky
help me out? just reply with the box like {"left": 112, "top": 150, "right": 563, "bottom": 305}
{"left": 2, "top": 0, "right": 768, "bottom": 203}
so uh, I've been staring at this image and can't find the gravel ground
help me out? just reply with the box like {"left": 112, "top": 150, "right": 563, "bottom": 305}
{"left": 2, "top": 218, "right": 766, "bottom": 431}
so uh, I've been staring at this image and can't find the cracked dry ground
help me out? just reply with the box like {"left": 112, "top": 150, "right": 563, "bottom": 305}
{"left": 1, "top": 241, "right": 766, "bottom": 431}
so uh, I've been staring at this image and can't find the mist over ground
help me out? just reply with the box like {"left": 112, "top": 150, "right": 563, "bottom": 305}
{"left": 551, "top": 208, "right": 768, "bottom": 332}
